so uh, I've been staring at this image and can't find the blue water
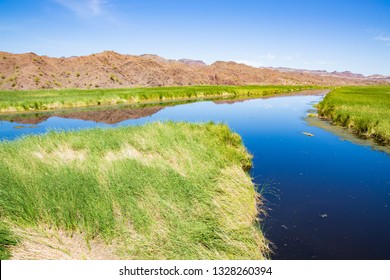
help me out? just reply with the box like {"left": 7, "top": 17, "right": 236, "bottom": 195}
{"left": 1, "top": 94, "right": 390, "bottom": 259}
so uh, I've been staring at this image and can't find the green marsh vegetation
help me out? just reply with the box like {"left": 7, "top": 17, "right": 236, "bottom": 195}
{"left": 0, "top": 122, "right": 268, "bottom": 259}
{"left": 0, "top": 222, "right": 18, "bottom": 259}
{"left": 317, "top": 86, "right": 390, "bottom": 144}
{"left": 0, "top": 85, "right": 319, "bottom": 112}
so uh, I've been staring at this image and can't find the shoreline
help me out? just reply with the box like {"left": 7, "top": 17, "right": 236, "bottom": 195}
{"left": 0, "top": 85, "right": 321, "bottom": 114}
{"left": 0, "top": 87, "right": 326, "bottom": 117}
{"left": 317, "top": 86, "right": 390, "bottom": 146}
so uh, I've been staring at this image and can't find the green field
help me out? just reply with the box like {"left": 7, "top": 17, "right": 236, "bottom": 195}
{"left": 0, "top": 85, "right": 319, "bottom": 112}
{"left": 0, "top": 122, "right": 268, "bottom": 259}
{"left": 317, "top": 86, "right": 390, "bottom": 144}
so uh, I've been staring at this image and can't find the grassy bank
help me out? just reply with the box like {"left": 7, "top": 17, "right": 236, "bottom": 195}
{"left": 0, "top": 122, "right": 268, "bottom": 259}
{"left": 0, "top": 85, "right": 319, "bottom": 112}
{"left": 317, "top": 86, "right": 390, "bottom": 144}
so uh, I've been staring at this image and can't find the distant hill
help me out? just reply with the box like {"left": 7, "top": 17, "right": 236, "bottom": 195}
{"left": 0, "top": 51, "right": 389, "bottom": 90}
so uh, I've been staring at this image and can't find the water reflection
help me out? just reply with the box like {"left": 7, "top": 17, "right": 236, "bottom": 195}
{"left": 7, "top": 106, "right": 164, "bottom": 125}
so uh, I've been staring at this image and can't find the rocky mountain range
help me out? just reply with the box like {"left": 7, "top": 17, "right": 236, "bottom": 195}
{"left": 0, "top": 51, "right": 389, "bottom": 90}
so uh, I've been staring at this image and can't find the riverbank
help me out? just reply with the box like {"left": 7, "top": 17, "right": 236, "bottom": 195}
{"left": 0, "top": 122, "right": 268, "bottom": 259}
{"left": 317, "top": 86, "right": 390, "bottom": 145}
{"left": 0, "top": 85, "right": 320, "bottom": 113}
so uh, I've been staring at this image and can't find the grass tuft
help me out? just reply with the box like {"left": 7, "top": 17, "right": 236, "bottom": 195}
{"left": 317, "top": 86, "right": 390, "bottom": 144}
{"left": 0, "top": 122, "right": 268, "bottom": 259}
{"left": 0, "top": 222, "right": 18, "bottom": 259}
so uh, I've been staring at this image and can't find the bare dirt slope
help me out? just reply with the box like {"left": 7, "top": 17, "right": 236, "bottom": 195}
{"left": 0, "top": 51, "right": 389, "bottom": 90}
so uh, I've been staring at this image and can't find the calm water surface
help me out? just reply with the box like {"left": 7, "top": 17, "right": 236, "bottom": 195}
{"left": 1, "top": 93, "right": 390, "bottom": 259}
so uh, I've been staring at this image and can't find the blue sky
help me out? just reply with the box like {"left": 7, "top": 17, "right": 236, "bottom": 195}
{"left": 0, "top": 0, "right": 389, "bottom": 75}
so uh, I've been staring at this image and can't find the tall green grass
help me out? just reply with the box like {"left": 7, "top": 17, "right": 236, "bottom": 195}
{"left": 0, "top": 85, "right": 319, "bottom": 112}
{"left": 317, "top": 86, "right": 390, "bottom": 144}
{"left": 0, "top": 122, "right": 268, "bottom": 259}
{"left": 0, "top": 222, "right": 18, "bottom": 259}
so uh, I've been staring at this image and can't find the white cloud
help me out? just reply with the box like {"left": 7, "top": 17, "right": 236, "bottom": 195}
{"left": 54, "top": 0, "right": 107, "bottom": 17}
{"left": 234, "top": 53, "right": 296, "bottom": 68}
{"left": 89, "top": 0, "right": 104, "bottom": 15}
{"left": 256, "top": 54, "right": 276, "bottom": 60}
{"left": 304, "top": 60, "right": 339, "bottom": 65}
{"left": 235, "top": 59, "right": 263, "bottom": 67}
{"left": 373, "top": 32, "right": 390, "bottom": 47}
{"left": 281, "top": 55, "right": 293, "bottom": 61}
{"left": 255, "top": 54, "right": 295, "bottom": 61}
{"left": 375, "top": 35, "right": 390, "bottom": 42}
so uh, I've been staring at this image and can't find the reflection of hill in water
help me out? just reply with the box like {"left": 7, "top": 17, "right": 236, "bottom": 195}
{"left": 59, "top": 106, "right": 163, "bottom": 124}
{"left": 9, "top": 115, "right": 50, "bottom": 125}
{"left": 213, "top": 90, "right": 328, "bottom": 105}
{"left": 6, "top": 106, "right": 164, "bottom": 125}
